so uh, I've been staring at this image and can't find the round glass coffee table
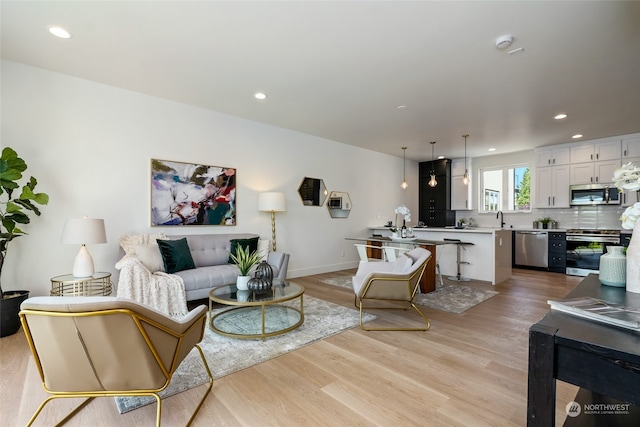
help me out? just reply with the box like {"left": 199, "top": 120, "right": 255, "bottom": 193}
{"left": 208, "top": 281, "right": 304, "bottom": 340}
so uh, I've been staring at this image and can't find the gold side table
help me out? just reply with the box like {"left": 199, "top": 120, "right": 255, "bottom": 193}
{"left": 50, "top": 272, "right": 113, "bottom": 296}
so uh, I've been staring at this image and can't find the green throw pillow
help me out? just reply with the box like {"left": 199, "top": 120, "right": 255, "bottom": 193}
{"left": 228, "top": 237, "right": 260, "bottom": 264}
{"left": 157, "top": 238, "right": 196, "bottom": 274}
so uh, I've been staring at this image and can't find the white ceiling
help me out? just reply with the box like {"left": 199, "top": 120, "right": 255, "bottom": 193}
{"left": 2, "top": 1, "right": 639, "bottom": 161}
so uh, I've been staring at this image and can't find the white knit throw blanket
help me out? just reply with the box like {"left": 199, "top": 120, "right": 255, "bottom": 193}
{"left": 116, "top": 255, "right": 188, "bottom": 318}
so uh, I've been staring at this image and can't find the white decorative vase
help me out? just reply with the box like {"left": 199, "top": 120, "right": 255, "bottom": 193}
{"left": 625, "top": 222, "right": 640, "bottom": 293}
{"left": 236, "top": 275, "right": 250, "bottom": 291}
{"left": 236, "top": 289, "right": 251, "bottom": 302}
{"left": 599, "top": 246, "right": 626, "bottom": 287}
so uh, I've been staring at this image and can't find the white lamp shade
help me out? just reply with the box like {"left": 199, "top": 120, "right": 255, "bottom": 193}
{"left": 258, "top": 192, "right": 286, "bottom": 212}
{"left": 61, "top": 217, "right": 107, "bottom": 244}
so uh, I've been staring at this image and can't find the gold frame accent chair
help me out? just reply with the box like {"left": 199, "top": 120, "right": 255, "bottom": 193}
{"left": 352, "top": 247, "right": 431, "bottom": 331}
{"left": 19, "top": 296, "right": 213, "bottom": 426}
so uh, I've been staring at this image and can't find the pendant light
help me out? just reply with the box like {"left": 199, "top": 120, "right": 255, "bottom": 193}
{"left": 462, "top": 134, "right": 470, "bottom": 186}
{"left": 400, "top": 147, "right": 408, "bottom": 189}
{"left": 428, "top": 141, "right": 438, "bottom": 188}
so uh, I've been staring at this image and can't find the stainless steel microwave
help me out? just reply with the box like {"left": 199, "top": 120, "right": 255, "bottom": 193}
{"left": 569, "top": 183, "right": 620, "bottom": 206}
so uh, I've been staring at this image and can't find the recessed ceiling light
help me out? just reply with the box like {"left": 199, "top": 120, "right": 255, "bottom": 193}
{"left": 488, "top": 148, "right": 496, "bottom": 152}
{"left": 48, "top": 26, "right": 71, "bottom": 39}
{"left": 397, "top": 105, "right": 408, "bottom": 111}
{"left": 572, "top": 134, "right": 583, "bottom": 139}
{"left": 554, "top": 113, "right": 568, "bottom": 120}
{"left": 254, "top": 92, "right": 267, "bottom": 100}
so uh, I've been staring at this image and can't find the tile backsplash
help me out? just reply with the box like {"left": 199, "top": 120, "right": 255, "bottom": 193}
{"left": 457, "top": 205, "right": 627, "bottom": 230}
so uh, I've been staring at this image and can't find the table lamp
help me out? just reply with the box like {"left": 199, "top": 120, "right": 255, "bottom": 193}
{"left": 258, "top": 192, "right": 286, "bottom": 252}
{"left": 61, "top": 216, "right": 107, "bottom": 277}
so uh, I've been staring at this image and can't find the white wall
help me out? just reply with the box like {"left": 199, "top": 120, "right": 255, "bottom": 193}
{"left": 1, "top": 60, "right": 419, "bottom": 296}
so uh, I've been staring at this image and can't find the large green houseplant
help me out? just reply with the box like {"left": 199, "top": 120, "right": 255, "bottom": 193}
{"left": 0, "top": 147, "right": 49, "bottom": 337}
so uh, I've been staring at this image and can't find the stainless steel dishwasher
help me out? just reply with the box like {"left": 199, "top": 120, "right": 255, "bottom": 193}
{"left": 515, "top": 231, "right": 549, "bottom": 268}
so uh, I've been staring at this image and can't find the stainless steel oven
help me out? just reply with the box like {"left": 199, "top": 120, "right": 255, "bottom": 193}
{"left": 566, "top": 229, "right": 620, "bottom": 276}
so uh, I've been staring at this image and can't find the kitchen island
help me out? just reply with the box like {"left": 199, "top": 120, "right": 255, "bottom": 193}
{"left": 370, "top": 227, "right": 512, "bottom": 285}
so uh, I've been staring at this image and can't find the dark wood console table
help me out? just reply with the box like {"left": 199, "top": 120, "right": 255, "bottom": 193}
{"left": 527, "top": 273, "right": 640, "bottom": 426}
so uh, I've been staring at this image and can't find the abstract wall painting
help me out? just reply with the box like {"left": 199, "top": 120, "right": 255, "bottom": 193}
{"left": 151, "top": 159, "right": 236, "bottom": 226}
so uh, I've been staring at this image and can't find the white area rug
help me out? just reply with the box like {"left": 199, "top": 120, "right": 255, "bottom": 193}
{"left": 321, "top": 276, "right": 498, "bottom": 314}
{"left": 115, "top": 295, "right": 375, "bottom": 413}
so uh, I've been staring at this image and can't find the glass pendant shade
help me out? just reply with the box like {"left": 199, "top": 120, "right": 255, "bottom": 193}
{"left": 428, "top": 141, "right": 437, "bottom": 188}
{"left": 401, "top": 147, "right": 408, "bottom": 190}
{"left": 462, "top": 134, "right": 470, "bottom": 185}
{"left": 462, "top": 171, "right": 470, "bottom": 185}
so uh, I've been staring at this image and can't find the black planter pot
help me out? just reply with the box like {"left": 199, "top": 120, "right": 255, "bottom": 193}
{"left": 1, "top": 290, "right": 30, "bottom": 337}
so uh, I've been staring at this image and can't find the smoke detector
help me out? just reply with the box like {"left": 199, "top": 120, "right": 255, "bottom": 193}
{"left": 496, "top": 35, "right": 514, "bottom": 50}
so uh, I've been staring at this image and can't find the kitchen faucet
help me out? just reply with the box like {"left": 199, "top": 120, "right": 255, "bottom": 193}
{"left": 496, "top": 211, "right": 505, "bottom": 228}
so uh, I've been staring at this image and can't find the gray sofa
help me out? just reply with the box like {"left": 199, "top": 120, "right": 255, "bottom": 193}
{"left": 116, "top": 233, "right": 289, "bottom": 303}
{"left": 169, "top": 233, "right": 289, "bottom": 301}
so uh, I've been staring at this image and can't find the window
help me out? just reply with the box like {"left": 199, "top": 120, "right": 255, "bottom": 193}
{"left": 480, "top": 165, "right": 531, "bottom": 212}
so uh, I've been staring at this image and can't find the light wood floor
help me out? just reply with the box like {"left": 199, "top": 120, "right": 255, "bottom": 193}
{"left": 1, "top": 268, "right": 583, "bottom": 427}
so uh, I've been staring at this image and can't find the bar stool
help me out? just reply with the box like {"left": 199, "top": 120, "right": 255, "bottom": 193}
{"left": 444, "top": 238, "right": 475, "bottom": 282}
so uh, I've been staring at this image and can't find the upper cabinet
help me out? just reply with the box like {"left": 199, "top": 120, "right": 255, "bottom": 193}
{"left": 533, "top": 134, "right": 640, "bottom": 208}
{"left": 536, "top": 146, "right": 570, "bottom": 166}
{"left": 451, "top": 158, "right": 472, "bottom": 210}
{"left": 568, "top": 138, "right": 621, "bottom": 184}
{"left": 622, "top": 134, "right": 640, "bottom": 160}
{"left": 570, "top": 138, "right": 621, "bottom": 163}
{"left": 536, "top": 165, "right": 570, "bottom": 208}
{"left": 570, "top": 160, "right": 620, "bottom": 185}
{"left": 418, "top": 159, "right": 454, "bottom": 227}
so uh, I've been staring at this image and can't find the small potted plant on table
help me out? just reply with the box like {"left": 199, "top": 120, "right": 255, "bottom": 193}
{"left": 230, "top": 245, "right": 263, "bottom": 291}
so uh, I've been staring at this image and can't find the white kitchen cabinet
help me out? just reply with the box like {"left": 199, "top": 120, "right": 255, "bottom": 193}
{"left": 619, "top": 155, "right": 640, "bottom": 206}
{"left": 596, "top": 160, "right": 621, "bottom": 184}
{"left": 570, "top": 138, "right": 621, "bottom": 163}
{"left": 596, "top": 139, "right": 622, "bottom": 161}
{"left": 622, "top": 134, "right": 640, "bottom": 160}
{"left": 621, "top": 189, "right": 639, "bottom": 207}
{"left": 536, "top": 165, "right": 570, "bottom": 208}
{"left": 570, "top": 144, "right": 596, "bottom": 164}
{"left": 451, "top": 158, "right": 472, "bottom": 210}
{"left": 536, "top": 146, "right": 570, "bottom": 166}
{"left": 451, "top": 176, "right": 472, "bottom": 210}
{"left": 570, "top": 160, "right": 620, "bottom": 184}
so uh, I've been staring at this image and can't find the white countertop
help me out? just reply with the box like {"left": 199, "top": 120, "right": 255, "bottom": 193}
{"left": 370, "top": 226, "right": 512, "bottom": 234}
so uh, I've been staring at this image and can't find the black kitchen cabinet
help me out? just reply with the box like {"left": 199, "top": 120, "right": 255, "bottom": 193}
{"left": 418, "top": 159, "right": 454, "bottom": 227}
{"left": 548, "top": 231, "right": 566, "bottom": 273}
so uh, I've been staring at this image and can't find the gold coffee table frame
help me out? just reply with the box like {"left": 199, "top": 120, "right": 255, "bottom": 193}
{"left": 208, "top": 281, "right": 304, "bottom": 341}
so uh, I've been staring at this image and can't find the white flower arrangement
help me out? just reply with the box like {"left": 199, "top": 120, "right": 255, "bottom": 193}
{"left": 620, "top": 203, "right": 640, "bottom": 230}
{"left": 614, "top": 162, "right": 640, "bottom": 192}
{"left": 614, "top": 162, "right": 640, "bottom": 229}
{"left": 394, "top": 204, "right": 411, "bottom": 228}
